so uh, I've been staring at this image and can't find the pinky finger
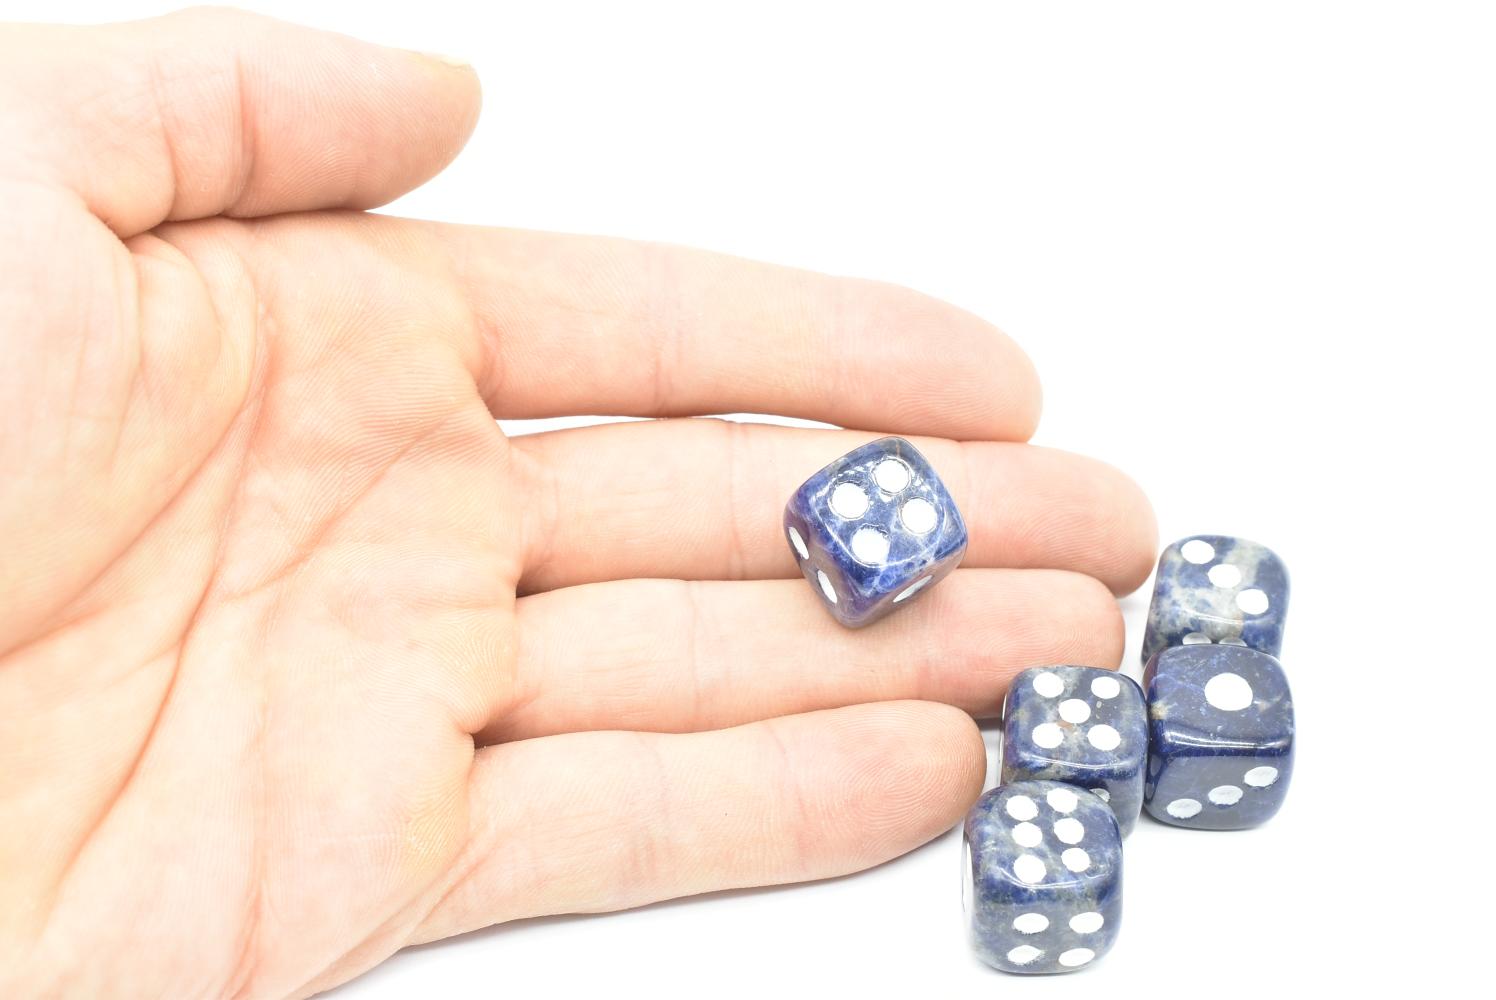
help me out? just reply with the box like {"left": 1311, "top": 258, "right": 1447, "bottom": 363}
{"left": 413, "top": 701, "right": 985, "bottom": 943}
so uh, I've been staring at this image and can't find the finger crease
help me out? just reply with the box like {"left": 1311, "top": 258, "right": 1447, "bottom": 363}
{"left": 144, "top": 54, "right": 182, "bottom": 226}
{"left": 645, "top": 246, "right": 682, "bottom": 415}
{"left": 230, "top": 48, "right": 257, "bottom": 214}
{"left": 679, "top": 581, "right": 707, "bottom": 729}
{"left": 628, "top": 732, "right": 670, "bottom": 906}
{"left": 721, "top": 419, "right": 750, "bottom": 580}
{"left": 514, "top": 443, "right": 564, "bottom": 594}
{"left": 762, "top": 719, "right": 812, "bottom": 872}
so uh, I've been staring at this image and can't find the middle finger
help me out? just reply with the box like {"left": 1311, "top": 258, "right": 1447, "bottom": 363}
{"left": 511, "top": 419, "right": 1157, "bottom": 594}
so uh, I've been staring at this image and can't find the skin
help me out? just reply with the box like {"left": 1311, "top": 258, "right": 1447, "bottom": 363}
{"left": 0, "top": 9, "right": 1156, "bottom": 998}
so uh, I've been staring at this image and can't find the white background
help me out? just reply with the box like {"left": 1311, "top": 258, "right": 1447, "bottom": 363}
{"left": 6, "top": 1, "right": 1493, "bottom": 995}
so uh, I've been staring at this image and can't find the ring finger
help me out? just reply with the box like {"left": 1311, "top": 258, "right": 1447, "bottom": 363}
{"left": 485, "top": 567, "right": 1121, "bottom": 742}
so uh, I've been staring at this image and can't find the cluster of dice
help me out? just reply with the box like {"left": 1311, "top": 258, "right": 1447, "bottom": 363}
{"left": 783, "top": 438, "right": 1296, "bottom": 976}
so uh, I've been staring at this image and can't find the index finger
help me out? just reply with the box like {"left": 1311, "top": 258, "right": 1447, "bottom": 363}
{"left": 439, "top": 225, "right": 1042, "bottom": 440}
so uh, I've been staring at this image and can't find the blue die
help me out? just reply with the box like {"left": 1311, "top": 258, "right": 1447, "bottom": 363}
{"left": 963, "top": 781, "right": 1122, "bottom": 974}
{"left": 1000, "top": 666, "right": 1148, "bottom": 837}
{"left": 783, "top": 437, "right": 966, "bottom": 627}
{"left": 1143, "top": 644, "right": 1295, "bottom": 830}
{"left": 1142, "top": 535, "right": 1290, "bottom": 665}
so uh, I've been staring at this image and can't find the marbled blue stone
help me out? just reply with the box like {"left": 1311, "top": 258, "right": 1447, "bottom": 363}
{"left": 783, "top": 437, "right": 966, "bottom": 627}
{"left": 1000, "top": 666, "right": 1148, "bottom": 837}
{"left": 1142, "top": 644, "right": 1295, "bottom": 830}
{"left": 1142, "top": 535, "right": 1290, "bottom": 665}
{"left": 963, "top": 781, "right": 1122, "bottom": 974}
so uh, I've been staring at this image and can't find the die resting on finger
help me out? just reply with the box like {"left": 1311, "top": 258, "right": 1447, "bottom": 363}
{"left": 783, "top": 437, "right": 967, "bottom": 628}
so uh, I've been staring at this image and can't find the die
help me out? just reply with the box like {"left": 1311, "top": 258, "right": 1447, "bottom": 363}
{"left": 1142, "top": 644, "right": 1295, "bottom": 830}
{"left": 1000, "top": 666, "right": 1148, "bottom": 837}
{"left": 963, "top": 781, "right": 1122, "bottom": 974}
{"left": 783, "top": 437, "right": 966, "bottom": 627}
{"left": 1142, "top": 535, "right": 1290, "bottom": 665}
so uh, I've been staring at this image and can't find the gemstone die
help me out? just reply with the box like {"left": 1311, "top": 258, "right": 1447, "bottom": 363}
{"left": 1001, "top": 666, "right": 1148, "bottom": 837}
{"left": 1142, "top": 644, "right": 1295, "bottom": 830}
{"left": 1142, "top": 535, "right": 1289, "bottom": 664}
{"left": 783, "top": 437, "right": 966, "bottom": 627}
{"left": 963, "top": 781, "right": 1123, "bottom": 974}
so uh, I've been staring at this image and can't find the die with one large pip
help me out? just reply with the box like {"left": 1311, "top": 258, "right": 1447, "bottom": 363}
{"left": 1000, "top": 666, "right": 1148, "bottom": 837}
{"left": 1142, "top": 535, "right": 1290, "bottom": 664}
{"left": 963, "top": 781, "right": 1122, "bottom": 974}
{"left": 783, "top": 437, "right": 966, "bottom": 627}
{"left": 1143, "top": 643, "right": 1295, "bottom": 830}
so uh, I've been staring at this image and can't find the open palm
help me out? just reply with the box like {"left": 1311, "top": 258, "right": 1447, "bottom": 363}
{"left": 0, "top": 10, "right": 1155, "bottom": 998}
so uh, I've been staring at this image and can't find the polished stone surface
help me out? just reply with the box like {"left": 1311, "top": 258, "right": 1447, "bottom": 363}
{"left": 1000, "top": 666, "right": 1148, "bottom": 837}
{"left": 1142, "top": 535, "right": 1289, "bottom": 664}
{"left": 783, "top": 437, "right": 966, "bottom": 627}
{"left": 963, "top": 781, "right": 1122, "bottom": 974}
{"left": 1142, "top": 644, "right": 1295, "bottom": 830}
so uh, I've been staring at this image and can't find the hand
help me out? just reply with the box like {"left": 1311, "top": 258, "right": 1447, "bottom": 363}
{"left": 0, "top": 9, "right": 1155, "bottom": 997}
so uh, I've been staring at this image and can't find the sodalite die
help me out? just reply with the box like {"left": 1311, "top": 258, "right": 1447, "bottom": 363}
{"left": 1142, "top": 535, "right": 1289, "bottom": 665}
{"left": 963, "top": 781, "right": 1122, "bottom": 974}
{"left": 783, "top": 437, "right": 966, "bottom": 627}
{"left": 1143, "top": 644, "right": 1295, "bottom": 830}
{"left": 1000, "top": 666, "right": 1148, "bottom": 837}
